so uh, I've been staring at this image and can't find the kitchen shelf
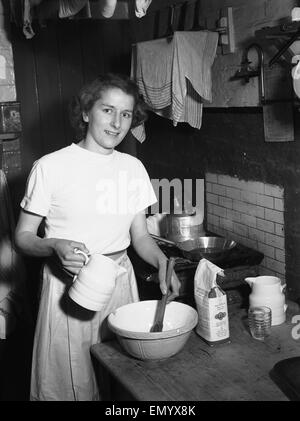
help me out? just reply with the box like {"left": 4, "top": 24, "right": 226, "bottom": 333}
{"left": 256, "top": 21, "right": 300, "bottom": 37}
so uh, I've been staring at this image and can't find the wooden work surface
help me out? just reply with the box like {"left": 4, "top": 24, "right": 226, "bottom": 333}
{"left": 91, "top": 306, "right": 300, "bottom": 401}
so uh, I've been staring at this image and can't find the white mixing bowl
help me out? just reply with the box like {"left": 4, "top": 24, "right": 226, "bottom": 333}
{"left": 107, "top": 300, "right": 198, "bottom": 360}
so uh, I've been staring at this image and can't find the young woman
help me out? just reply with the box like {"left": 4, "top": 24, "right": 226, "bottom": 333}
{"left": 15, "top": 73, "right": 180, "bottom": 401}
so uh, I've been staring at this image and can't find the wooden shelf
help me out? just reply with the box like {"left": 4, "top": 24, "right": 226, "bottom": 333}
{"left": 255, "top": 21, "right": 300, "bottom": 38}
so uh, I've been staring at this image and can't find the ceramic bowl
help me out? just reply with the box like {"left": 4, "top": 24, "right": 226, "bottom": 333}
{"left": 108, "top": 300, "right": 198, "bottom": 360}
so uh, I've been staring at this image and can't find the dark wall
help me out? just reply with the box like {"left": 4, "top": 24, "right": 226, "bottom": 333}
{"left": 137, "top": 113, "right": 202, "bottom": 180}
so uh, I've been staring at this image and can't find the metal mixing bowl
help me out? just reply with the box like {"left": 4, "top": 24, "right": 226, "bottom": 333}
{"left": 178, "top": 236, "right": 237, "bottom": 262}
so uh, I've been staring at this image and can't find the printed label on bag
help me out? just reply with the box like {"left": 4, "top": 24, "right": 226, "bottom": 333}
{"left": 195, "top": 288, "right": 230, "bottom": 342}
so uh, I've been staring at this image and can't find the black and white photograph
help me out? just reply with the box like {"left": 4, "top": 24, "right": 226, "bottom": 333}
{"left": 0, "top": 0, "right": 300, "bottom": 406}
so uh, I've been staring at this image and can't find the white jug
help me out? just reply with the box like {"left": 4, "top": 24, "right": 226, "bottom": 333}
{"left": 245, "top": 276, "right": 287, "bottom": 326}
{"left": 68, "top": 250, "right": 120, "bottom": 311}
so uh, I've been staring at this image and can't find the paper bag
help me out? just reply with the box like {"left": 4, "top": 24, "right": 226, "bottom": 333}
{"left": 194, "top": 258, "right": 230, "bottom": 345}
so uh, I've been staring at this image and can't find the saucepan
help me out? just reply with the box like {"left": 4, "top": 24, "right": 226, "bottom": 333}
{"left": 151, "top": 234, "right": 237, "bottom": 262}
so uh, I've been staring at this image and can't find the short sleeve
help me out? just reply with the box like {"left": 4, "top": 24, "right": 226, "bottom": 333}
{"left": 20, "top": 160, "right": 53, "bottom": 217}
{"left": 131, "top": 160, "right": 157, "bottom": 214}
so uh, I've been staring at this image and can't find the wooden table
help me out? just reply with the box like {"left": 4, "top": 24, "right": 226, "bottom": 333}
{"left": 91, "top": 304, "right": 300, "bottom": 401}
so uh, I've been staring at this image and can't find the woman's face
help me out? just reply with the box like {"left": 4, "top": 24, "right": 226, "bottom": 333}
{"left": 83, "top": 87, "right": 135, "bottom": 154}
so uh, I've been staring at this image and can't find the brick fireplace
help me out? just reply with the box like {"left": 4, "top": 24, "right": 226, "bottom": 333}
{"left": 205, "top": 172, "right": 285, "bottom": 282}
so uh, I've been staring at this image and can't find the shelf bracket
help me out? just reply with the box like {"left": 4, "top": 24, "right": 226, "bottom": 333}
{"left": 269, "top": 28, "right": 300, "bottom": 67}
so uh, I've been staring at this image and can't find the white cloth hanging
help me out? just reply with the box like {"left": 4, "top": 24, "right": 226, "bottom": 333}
{"left": 135, "top": 0, "right": 152, "bottom": 18}
{"left": 59, "top": 0, "right": 89, "bottom": 18}
{"left": 131, "top": 31, "right": 219, "bottom": 142}
{"left": 99, "top": 0, "right": 117, "bottom": 18}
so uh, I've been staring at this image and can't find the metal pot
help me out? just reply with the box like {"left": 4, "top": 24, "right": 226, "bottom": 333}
{"left": 165, "top": 212, "right": 204, "bottom": 243}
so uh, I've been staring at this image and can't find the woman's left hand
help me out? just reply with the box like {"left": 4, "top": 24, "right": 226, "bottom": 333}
{"left": 157, "top": 258, "right": 181, "bottom": 302}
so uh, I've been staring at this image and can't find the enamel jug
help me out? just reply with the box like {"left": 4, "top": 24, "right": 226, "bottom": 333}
{"left": 245, "top": 276, "right": 287, "bottom": 326}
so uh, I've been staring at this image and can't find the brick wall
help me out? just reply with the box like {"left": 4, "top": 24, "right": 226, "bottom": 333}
{"left": 206, "top": 172, "right": 286, "bottom": 281}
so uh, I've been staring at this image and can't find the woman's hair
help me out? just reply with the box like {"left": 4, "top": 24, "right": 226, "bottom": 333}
{"left": 69, "top": 73, "right": 148, "bottom": 141}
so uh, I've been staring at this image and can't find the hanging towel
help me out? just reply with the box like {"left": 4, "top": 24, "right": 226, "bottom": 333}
{"left": 135, "top": 0, "right": 152, "bottom": 18}
{"left": 98, "top": 0, "right": 117, "bottom": 18}
{"left": 263, "top": 65, "right": 294, "bottom": 142}
{"left": 89, "top": 0, "right": 129, "bottom": 19}
{"left": 59, "top": 0, "right": 89, "bottom": 18}
{"left": 22, "top": 0, "right": 37, "bottom": 39}
{"left": 131, "top": 31, "right": 218, "bottom": 142}
{"left": 9, "top": 0, "right": 54, "bottom": 39}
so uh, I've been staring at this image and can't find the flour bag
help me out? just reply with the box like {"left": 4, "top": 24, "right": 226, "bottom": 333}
{"left": 194, "top": 258, "right": 230, "bottom": 345}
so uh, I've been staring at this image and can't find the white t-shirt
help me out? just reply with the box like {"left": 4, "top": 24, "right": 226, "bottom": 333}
{"left": 21, "top": 143, "right": 157, "bottom": 254}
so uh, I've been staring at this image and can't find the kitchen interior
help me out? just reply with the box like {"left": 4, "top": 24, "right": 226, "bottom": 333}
{"left": 1, "top": 0, "right": 300, "bottom": 402}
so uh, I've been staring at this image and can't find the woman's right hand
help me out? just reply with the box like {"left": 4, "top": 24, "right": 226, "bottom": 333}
{"left": 52, "top": 239, "right": 89, "bottom": 275}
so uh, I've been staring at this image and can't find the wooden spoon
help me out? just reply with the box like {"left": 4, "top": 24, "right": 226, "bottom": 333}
{"left": 150, "top": 257, "right": 176, "bottom": 333}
